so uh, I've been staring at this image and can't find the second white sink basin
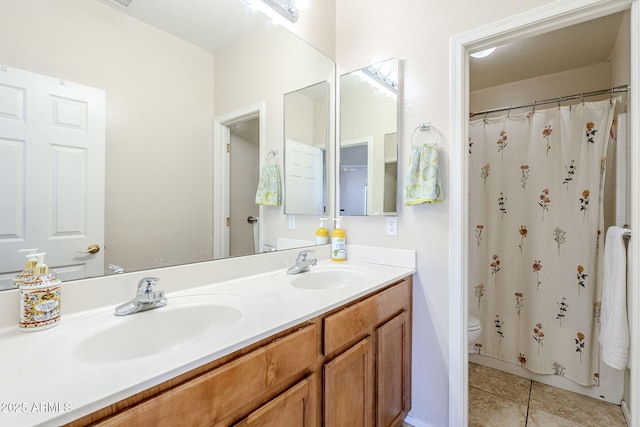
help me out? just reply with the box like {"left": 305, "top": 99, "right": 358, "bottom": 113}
{"left": 273, "top": 264, "right": 374, "bottom": 290}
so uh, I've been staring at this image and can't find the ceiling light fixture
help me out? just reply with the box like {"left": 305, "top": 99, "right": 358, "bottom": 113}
{"left": 470, "top": 47, "right": 497, "bottom": 59}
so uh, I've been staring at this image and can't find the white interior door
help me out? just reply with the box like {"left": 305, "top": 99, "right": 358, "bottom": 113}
{"left": 284, "top": 139, "right": 323, "bottom": 214}
{"left": 0, "top": 66, "right": 105, "bottom": 288}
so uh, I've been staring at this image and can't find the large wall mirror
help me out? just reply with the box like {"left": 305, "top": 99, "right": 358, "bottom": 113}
{"left": 0, "top": 0, "right": 335, "bottom": 290}
{"left": 339, "top": 57, "right": 398, "bottom": 216}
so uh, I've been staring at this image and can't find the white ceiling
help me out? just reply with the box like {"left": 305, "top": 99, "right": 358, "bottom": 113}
{"left": 470, "top": 12, "right": 625, "bottom": 91}
{"left": 94, "top": 0, "right": 268, "bottom": 53}
{"left": 96, "top": 2, "right": 625, "bottom": 94}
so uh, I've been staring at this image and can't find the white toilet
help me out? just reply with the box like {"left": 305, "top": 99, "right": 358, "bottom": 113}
{"left": 468, "top": 314, "right": 482, "bottom": 352}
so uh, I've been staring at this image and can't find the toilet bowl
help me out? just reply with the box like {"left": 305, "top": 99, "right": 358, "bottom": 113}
{"left": 468, "top": 314, "right": 482, "bottom": 352}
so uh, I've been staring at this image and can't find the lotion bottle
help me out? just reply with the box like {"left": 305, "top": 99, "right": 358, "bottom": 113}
{"left": 19, "top": 253, "right": 62, "bottom": 331}
{"left": 315, "top": 218, "right": 329, "bottom": 244}
{"left": 13, "top": 248, "right": 38, "bottom": 288}
{"left": 331, "top": 218, "right": 346, "bottom": 262}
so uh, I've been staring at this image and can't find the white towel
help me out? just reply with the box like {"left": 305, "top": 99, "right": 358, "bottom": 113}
{"left": 600, "top": 226, "right": 631, "bottom": 370}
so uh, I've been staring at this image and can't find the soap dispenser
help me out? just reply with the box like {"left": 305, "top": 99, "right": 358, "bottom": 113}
{"left": 19, "top": 253, "right": 62, "bottom": 331}
{"left": 13, "top": 248, "right": 38, "bottom": 288}
{"left": 315, "top": 218, "right": 329, "bottom": 244}
{"left": 331, "top": 218, "right": 346, "bottom": 262}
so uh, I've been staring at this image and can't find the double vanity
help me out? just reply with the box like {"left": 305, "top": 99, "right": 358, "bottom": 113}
{"left": 0, "top": 245, "right": 415, "bottom": 426}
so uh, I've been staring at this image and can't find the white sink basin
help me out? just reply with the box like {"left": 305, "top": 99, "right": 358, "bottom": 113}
{"left": 274, "top": 264, "right": 373, "bottom": 290}
{"left": 30, "top": 294, "right": 253, "bottom": 363}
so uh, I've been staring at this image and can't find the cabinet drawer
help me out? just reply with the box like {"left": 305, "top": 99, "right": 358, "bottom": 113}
{"left": 323, "top": 279, "right": 410, "bottom": 355}
{"left": 232, "top": 374, "right": 316, "bottom": 427}
{"left": 97, "top": 324, "right": 316, "bottom": 427}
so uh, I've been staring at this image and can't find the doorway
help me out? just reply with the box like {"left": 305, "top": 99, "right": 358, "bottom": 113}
{"left": 213, "top": 103, "right": 265, "bottom": 259}
{"left": 449, "top": 1, "right": 639, "bottom": 425}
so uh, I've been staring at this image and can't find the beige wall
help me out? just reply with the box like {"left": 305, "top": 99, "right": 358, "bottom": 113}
{"left": 0, "top": 0, "right": 216, "bottom": 272}
{"left": 335, "top": 0, "right": 580, "bottom": 424}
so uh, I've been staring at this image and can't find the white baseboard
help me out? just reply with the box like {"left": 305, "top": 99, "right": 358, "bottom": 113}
{"left": 404, "top": 414, "right": 436, "bottom": 427}
{"left": 622, "top": 399, "right": 631, "bottom": 426}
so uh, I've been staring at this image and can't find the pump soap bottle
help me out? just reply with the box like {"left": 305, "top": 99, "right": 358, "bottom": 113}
{"left": 19, "top": 253, "right": 62, "bottom": 331}
{"left": 316, "top": 218, "right": 329, "bottom": 244}
{"left": 13, "top": 248, "right": 38, "bottom": 288}
{"left": 331, "top": 218, "right": 346, "bottom": 262}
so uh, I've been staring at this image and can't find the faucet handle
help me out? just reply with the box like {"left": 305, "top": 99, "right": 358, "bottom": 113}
{"left": 137, "top": 277, "right": 159, "bottom": 294}
{"left": 296, "top": 250, "right": 315, "bottom": 262}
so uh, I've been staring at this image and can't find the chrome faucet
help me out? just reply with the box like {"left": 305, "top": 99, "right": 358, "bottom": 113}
{"left": 114, "top": 277, "right": 167, "bottom": 316}
{"left": 108, "top": 263, "right": 126, "bottom": 274}
{"left": 287, "top": 250, "right": 317, "bottom": 275}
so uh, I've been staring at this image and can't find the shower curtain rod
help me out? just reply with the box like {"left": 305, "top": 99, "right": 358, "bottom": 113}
{"left": 470, "top": 85, "right": 629, "bottom": 118}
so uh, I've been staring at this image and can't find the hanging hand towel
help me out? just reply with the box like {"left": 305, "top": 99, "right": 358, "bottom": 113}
{"left": 255, "top": 152, "right": 281, "bottom": 206}
{"left": 403, "top": 142, "right": 443, "bottom": 205}
{"left": 600, "top": 226, "right": 631, "bottom": 370}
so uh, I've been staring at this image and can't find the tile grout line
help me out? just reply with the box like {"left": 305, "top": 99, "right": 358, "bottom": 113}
{"left": 524, "top": 379, "right": 533, "bottom": 425}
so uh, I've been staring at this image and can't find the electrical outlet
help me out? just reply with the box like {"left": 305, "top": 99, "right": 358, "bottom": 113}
{"left": 288, "top": 215, "right": 296, "bottom": 230}
{"left": 386, "top": 216, "right": 398, "bottom": 236}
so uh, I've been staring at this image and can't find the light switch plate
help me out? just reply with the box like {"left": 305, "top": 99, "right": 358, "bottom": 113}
{"left": 288, "top": 215, "right": 296, "bottom": 230}
{"left": 386, "top": 217, "right": 398, "bottom": 236}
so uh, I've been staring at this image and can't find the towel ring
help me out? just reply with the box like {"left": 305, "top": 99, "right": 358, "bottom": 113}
{"left": 265, "top": 149, "right": 278, "bottom": 164}
{"left": 410, "top": 122, "right": 440, "bottom": 146}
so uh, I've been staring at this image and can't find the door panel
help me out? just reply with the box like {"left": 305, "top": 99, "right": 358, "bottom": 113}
{"left": 0, "top": 66, "right": 105, "bottom": 289}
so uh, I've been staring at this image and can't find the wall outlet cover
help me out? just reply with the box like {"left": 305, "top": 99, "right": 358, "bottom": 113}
{"left": 386, "top": 217, "right": 398, "bottom": 236}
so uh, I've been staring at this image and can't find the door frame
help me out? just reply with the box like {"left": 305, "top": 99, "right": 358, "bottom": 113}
{"left": 213, "top": 102, "right": 266, "bottom": 259}
{"left": 449, "top": 0, "right": 639, "bottom": 424}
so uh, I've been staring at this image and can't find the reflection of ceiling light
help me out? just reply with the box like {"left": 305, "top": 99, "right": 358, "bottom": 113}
{"left": 242, "top": 0, "right": 303, "bottom": 24}
{"left": 470, "top": 47, "right": 497, "bottom": 58}
{"left": 262, "top": 0, "right": 300, "bottom": 23}
{"left": 110, "top": 0, "right": 132, "bottom": 6}
{"left": 355, "top": 61, "right": 398, "bottom": 99}
{"left": 295, "top": 0, "right": 309, "bottom": 11}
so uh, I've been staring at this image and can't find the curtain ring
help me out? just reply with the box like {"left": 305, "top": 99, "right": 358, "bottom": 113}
{"left": 532, "top": 101, "right": 536, "bottom": 114}
{"left": 507, "top": 106, "right": 512, "bottom": 118}
{"left": 557, "top": 96, "right": 562, "bottom": 109}
{"left": 581, "top": 93, "right": 584, "bottom": 104}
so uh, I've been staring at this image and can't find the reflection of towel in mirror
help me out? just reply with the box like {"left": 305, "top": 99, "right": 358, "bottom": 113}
{"left": 403, "top": 143, "right": 443, "bottom": 205}
{"left": 255, "top": 164, "right": 281, "bottom": 206}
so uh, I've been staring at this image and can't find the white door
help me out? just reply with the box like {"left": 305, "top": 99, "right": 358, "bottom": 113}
{"left": 0, "top": 66, "right": 105, "bottom": 288}
{"left": 284, "top": 139, "right": 324, "bottom": 215}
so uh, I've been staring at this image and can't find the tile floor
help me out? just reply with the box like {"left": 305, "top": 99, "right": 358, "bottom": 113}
{"left": 469, "top": 362, "right": 628, "bottom": 426}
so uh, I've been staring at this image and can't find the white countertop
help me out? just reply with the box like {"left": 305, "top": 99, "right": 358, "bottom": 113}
{"left": 0, "top": 245, "right": 415, "bottom": 426}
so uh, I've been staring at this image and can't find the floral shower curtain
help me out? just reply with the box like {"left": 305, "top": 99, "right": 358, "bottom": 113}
{"left": 468, "top": 98, "right": 616, "bottom": 386}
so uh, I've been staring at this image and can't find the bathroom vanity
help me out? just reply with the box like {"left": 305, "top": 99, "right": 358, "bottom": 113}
{"left": 0, "top": 245, "right": 415, "bottom": 427}
{"left": 69, "top": 277, "right": 411, "bottom": 426}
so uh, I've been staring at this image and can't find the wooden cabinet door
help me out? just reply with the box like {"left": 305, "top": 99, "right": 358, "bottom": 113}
{"left": 376, "top": 311, "right": 411, "bottom": 427}
{"left": 324, "top": 337, "right": 374, "bottom": 427}
{"left": 233, "top": 375, "right": 316, "bottom": 427}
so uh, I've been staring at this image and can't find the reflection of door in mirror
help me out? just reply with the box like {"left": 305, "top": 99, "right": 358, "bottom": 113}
{"left": 229, "top": 119, "right": 260, "bottom": 257}
{"left": 339, "top": 58, "right": 398, "bottom": 216}
{"left": 285, "top": 140, "right": 324, "bottom": 215}
{"left": 0, "top": 66, "right": 105, "bottom": 290}
{"left": 283, "top": 81, "right": 329, "bottom": 216}
{"left": 339, "top": 142, "right": 372, "bottom": 216}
